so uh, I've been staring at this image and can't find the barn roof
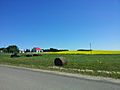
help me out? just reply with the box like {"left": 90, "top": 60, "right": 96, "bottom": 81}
{"left": 35, "top": 47, "right": 41, "bottom": 50}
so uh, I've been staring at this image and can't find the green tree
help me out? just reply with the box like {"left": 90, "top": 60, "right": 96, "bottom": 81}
{"left": 6, "top": 45, "right": 19, "bottom": 53}
{"left": 0, "top": 48, "right": 8, "bottom": 53}
{"left": 25, "top": 49, "right": 31, "bottom": 53}
{"left": 3, "top": 48, "right": 8, "bottom": 53}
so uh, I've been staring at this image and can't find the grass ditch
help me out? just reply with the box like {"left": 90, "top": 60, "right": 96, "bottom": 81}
{"left": 0, "top": 53, "right": 120, "bottom": 79}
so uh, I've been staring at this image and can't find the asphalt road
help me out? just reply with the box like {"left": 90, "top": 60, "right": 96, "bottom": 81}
{"left": 0, "top": 66, "right": 120, "bottom": 90}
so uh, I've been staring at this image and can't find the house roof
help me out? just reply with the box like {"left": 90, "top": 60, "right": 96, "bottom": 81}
{"left": 35, "top": 48, "right": 41, "bottom": 50}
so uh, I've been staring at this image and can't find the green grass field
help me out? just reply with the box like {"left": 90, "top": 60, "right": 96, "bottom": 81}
{"left": 0, "top": 52, "right": 120, "bottom": 79}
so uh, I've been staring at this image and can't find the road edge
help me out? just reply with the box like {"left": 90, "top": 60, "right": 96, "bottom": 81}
{"left": 0, "top": 64, "right": 120, "bottom": 84}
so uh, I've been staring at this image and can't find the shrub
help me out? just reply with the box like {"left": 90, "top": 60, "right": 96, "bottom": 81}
{"left": 26, "top": 54, "right": 32, "bottom": 57}
{"left": 11, "top": 53, "right": 20, "bottom": 58}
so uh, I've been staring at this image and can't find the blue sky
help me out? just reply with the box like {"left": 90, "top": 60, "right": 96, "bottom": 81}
{"left": 0, "top": 0, "right": 120, "bottom": 50}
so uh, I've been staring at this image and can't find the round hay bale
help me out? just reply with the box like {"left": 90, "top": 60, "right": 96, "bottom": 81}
{"left": 54, "top": 57, "right": 67, "bottom": 66}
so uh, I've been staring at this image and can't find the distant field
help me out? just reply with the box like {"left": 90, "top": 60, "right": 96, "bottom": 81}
{"left": 45, "top": 50, "right": 120, "bottom": 54}
{"left": 0, "top": 52, "right": 120, "bottom": 79}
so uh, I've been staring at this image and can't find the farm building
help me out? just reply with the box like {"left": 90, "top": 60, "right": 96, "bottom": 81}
{"left": 19, "top": 50, "right": 25, "bottom": 53}
{"left": 31, "top": 47, "right": 43, "bottom": 53}
{"left": 0, "top": 50, "right": 3, "bottom": 53}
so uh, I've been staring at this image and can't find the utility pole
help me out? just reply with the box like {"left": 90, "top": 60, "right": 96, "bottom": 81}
{"left": 90, "top": 43, "right": 92, "bottom": 54}
{"left": 90, "top": 43, "right": 91, "bottom": 50}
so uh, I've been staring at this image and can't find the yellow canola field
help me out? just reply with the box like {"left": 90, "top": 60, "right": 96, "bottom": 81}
{"left": 44, "top": 50, "right": 120, "bottom": 54}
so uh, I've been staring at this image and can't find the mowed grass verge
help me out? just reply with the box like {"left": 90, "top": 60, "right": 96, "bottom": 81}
{"left": 0, "top": 53, "right": 120, "bottom": 79}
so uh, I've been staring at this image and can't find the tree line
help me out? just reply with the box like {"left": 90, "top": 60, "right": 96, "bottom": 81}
{"left": 0, "top": 45, "right": 19, "bottom": 53}
{"left": 0, "top": 45, "right": 92, "bottom": 53}
{"left": 0, "top": 45, "right": 69, "bottom": 53}
{"left": 24, "top": 48, "right": 69, "bottom": 52}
